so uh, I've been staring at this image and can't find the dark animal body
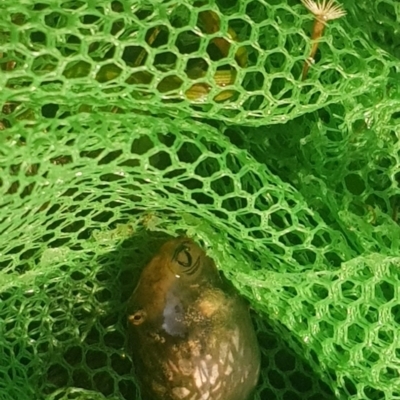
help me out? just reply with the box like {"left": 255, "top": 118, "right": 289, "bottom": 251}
{"left": 127, "top": 238, "right": 260, "bottom": 400}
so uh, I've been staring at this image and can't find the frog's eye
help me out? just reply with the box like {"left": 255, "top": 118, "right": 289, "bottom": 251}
{"left": 176, "top": 245, "right": 192, "bottom": 267}
{"left": 172, "top": 242, "right": 200, "bottom": 275}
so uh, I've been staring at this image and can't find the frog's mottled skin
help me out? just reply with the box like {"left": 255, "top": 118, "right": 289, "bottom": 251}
{"left": 127, "top": 238, "right": 260, "bottom": 400}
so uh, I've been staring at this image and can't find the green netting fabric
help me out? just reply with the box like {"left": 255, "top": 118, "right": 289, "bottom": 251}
{"left": 1, "top": 0, "right": 400, "bottom": 400}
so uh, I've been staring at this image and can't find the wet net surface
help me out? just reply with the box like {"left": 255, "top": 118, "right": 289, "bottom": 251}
{"left": 1, "top": 1, "right": 400, "bottom": 399}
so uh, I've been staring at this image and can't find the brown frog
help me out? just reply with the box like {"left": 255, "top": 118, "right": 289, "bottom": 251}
{"left": 127, "top": 238, "right": 260, "bottom": 400}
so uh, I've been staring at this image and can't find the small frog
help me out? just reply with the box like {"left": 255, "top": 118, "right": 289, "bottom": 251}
{"left": 127, "top": 238, "right": 260, "bottom": 400}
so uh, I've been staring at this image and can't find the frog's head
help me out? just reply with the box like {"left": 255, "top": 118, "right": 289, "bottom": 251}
{"left": 127, "top": 238, "right": 219, "bottom": 329}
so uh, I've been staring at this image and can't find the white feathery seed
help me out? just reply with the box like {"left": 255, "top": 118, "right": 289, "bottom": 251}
{"left": 301, "top": 0, "right": 346, "bottom": 21}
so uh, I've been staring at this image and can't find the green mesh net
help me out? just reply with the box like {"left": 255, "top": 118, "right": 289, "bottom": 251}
{"left": 1, "top": 0, "right": 400, "bottom": 399}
